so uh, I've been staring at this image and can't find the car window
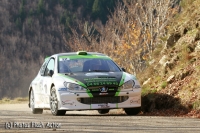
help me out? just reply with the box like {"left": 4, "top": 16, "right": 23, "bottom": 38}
{"left": 106, "top": 60, "right": 121, "bottom": 72}
{"left": 58, "top": 56, "right": 121, "bottom": 73}
{"left": 40, "top": 60, "right": 49, "bottom": 76}
{"left": 44, "top": 58, "right": 55, "bottom": 76}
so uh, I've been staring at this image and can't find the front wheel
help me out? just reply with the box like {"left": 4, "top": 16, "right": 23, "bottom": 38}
{"left": 30, "top": 89, "right": 43, "bottom": 114}
{"left": 50, "top": 86, "right": 66, "bottom": 116}
{"left": 124, "top": 107, "right": 141, "bottom": 115}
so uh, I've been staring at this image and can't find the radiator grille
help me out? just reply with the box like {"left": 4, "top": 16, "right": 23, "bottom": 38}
{"left": 78, "top": 96, "right": 129, "bottom": 104}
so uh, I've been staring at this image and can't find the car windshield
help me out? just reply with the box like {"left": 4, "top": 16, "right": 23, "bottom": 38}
{"left": 58, "top": 57, "right": 121, "bottom": 73}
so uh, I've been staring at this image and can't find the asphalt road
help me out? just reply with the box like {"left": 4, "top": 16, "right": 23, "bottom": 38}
{"left": 0, "top": 103, "right": 200, "bottom": 133}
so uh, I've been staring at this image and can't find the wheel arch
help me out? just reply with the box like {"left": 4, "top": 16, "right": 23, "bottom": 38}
{"left": 50, "top": 83, "right": 55, "bottom": 93}
{"left": 28, "top": 87, "right": 33, "bottom": 108}
{"left": 48, "top": 83, "right": 55, "bottom": 98}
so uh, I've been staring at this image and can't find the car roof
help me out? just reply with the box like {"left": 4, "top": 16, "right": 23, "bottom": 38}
{"left": 51, "top": 52, "right": 108, "bottom": 58}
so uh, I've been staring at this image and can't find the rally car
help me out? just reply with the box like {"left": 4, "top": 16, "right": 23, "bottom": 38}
{"left": 28, "top": 51, "right": 141, "bottom": 116}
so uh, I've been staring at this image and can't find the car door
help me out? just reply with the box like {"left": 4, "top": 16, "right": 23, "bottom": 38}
{"left": 42, "top": 58, "right": 55, "bottom": 108}
{"left": 31, "top": 58, "right": 49, "bottom": 108}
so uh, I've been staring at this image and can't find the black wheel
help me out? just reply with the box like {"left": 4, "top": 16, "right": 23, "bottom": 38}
{"left": 30, "top": 90, "right": 43, "bottom": 114}
{"left": 98, "top": 109, "right": 110, "bottom": 114}
{"left": 50, "top": 86, "right": 66, "bottom": 116}
{"left": 124, "top": 107, "right": 141, "bottom": 115}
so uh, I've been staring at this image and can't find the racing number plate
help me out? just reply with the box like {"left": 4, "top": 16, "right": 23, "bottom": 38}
{"left": 91, "top": 103, "right": 110, "bottom": 109}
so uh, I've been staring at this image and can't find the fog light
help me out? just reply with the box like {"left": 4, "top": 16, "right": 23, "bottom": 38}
{"left": 77, "top": 98, "right": 81, "bottom": 102}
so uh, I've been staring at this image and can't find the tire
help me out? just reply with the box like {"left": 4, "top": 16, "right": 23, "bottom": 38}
{"left": 98, "top": 109, "right": 110, "bottom": 114}
{"left": 30, "top": 90, "right": 43, "bottom": 114}
{"left": 50, "top": 86, "right": 66, "bottom": 116}
{"left": 124, "top": 107, "right": 141, "bottom": 115}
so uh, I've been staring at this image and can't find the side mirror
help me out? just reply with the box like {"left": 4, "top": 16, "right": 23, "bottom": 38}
{"left": 121, "top": 67, "right": 126, "bottom": 72}
{"left": 48, "top": 70, "right": 54, "bottom": 77}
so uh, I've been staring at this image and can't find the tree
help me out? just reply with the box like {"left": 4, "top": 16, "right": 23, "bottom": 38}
{"left": 37, "top": 0, "right": 45, "bottom": 15}
{"left": 19, "top": 0, "right": 26, "bottom": 22}
{"left": 92, "top": 0, "right": 103, "bottom": 20}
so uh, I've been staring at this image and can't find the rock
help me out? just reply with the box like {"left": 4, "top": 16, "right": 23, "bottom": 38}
{"left": 195, "top": 41, "right": 200, "bottom": 52}
{"left": 176, "top": 69, "right": 193, "bottom": 80}
{"left": 149, "top": 59, "right": 155, "bottom": 65}
{"left": 189, "top": 52, "right": 197, "bottom": 60}
{"left": 143, "top": 78, "right": 151, "bottom": 86}
{"left": 166, "top": 33, "right": 181, "bottom": 48}
{"left": 159, "top": 55, "right": 168, "bottom": 66}
{"left": 167, "top": 75, "right": 175, "bottom": 84}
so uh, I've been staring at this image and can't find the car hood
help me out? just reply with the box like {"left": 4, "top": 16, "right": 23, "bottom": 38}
{"left": 59, "top": 72, "right": 124, "bottom": 87}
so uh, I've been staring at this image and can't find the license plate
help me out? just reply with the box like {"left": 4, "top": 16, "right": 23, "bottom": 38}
{"left": 91, "top": 103, "right": 110, "bottom": 109}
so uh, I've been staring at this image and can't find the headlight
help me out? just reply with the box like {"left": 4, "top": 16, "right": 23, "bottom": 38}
{"left": 134, "top": 80, "right": 141, "bottom": 89}
{"left": 134, "top": 85, "right": 141, "bottom": 89}
{"left": 63, "top": 82, "right": 86, "bottom": 92}
{"left": 120, "top": 80, "right": 135, "bottom": 90}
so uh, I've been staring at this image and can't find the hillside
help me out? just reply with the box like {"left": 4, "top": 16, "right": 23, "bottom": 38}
{"left": 0, "top": 0, "right": 117, "bottom": 98}
{"left": 138, "top": 0, "right": 200, "bottom": 117}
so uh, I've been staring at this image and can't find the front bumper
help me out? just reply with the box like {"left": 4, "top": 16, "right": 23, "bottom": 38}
{"left": 58, "top": 90, "right": 141, "bottom": 110}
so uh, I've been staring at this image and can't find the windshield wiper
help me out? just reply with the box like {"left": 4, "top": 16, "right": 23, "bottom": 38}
{"left": 90, "top": 70, "right": 109, "bottom": 72}
{"left": 64, "top": 72, "right": 74, "bottom": 75}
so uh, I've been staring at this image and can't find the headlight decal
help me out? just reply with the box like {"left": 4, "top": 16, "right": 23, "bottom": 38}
{"left": 63, "top": 82, "right": 87, "bottom": 92}
{"left": 58, "top": 74, "right": 87, "bottom": 88}
{"left": 119, "top": 72, "right": 126, "bottom": 86}
{"left": 120, "top": 80, "right": 135, "bottom": 90}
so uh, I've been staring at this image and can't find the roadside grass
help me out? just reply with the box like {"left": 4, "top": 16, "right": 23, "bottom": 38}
{"left": 0, "top": 97, "right": 28, "bottom": 104}
{"left": 161, "top": 81, "right": 168, "bottom": 89}
{"left": 193, "top": 100, "right": 200, "bottom": 110}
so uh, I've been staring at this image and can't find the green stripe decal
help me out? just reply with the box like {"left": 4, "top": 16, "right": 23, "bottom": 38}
{"left": 58, "top": 74, "right": 87, "bottom": 88}
{"left": 59, "top": 55, "right": 111, "bottom": 60}
{"left": 116, "top": 103, "right": 118, "bottom": 108}
{"left": 119, "top": 72, "right": 126, "bottom": 86}
{"left": 115, "top": 72, "right": 125, "bottom": 96}
{"left": 115, "top": 91, "right": 120, "bottom": 96}
{"left": 86, "top": 90, "right": 93, "bottom": 98}
{"left": 90, "top": 104, "right": 92, "bottom": 109}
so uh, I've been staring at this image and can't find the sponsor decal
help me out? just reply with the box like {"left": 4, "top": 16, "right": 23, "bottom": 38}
{"left": 98, "top": 103, "right": 110, "bottom": 108}
{"left": 62, "top": 100, "right": 74, "bottom": 105}
{"left": 99, "top": 93, "right": 108, "bottom": 95}
{"left": 85, "top": 73, "right": 108, "bottom": 76}
{"left": 130, "top": 98, "right": 140, "bottom": 103}
{"left": 83, "top": 77, "right": 118, "bottom": 87}
{"left": 91, "top": 103, "right": 113, "bottom": 109}
{"left": 60, "top": 58, "right": 70, "bottom": 61}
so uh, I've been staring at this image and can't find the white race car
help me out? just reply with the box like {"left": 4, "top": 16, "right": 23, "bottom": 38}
{"left": 28, "top": 51, "right": 141, "bottom": 116}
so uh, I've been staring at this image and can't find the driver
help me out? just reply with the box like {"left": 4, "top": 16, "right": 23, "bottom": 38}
{"left": 59, "top": 61, "right": 69, "bottom": 73}
{"left": 90, "top": 60, "right": 102, "bottom": 71}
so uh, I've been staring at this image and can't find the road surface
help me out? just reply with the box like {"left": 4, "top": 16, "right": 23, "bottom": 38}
{"left": 0, "top": 103, "right": 200, "bottom": 133}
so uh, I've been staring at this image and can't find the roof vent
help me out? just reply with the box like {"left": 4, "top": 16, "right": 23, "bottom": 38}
{"left": 77, "top": 51, "right": 87, "bottom": 55}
